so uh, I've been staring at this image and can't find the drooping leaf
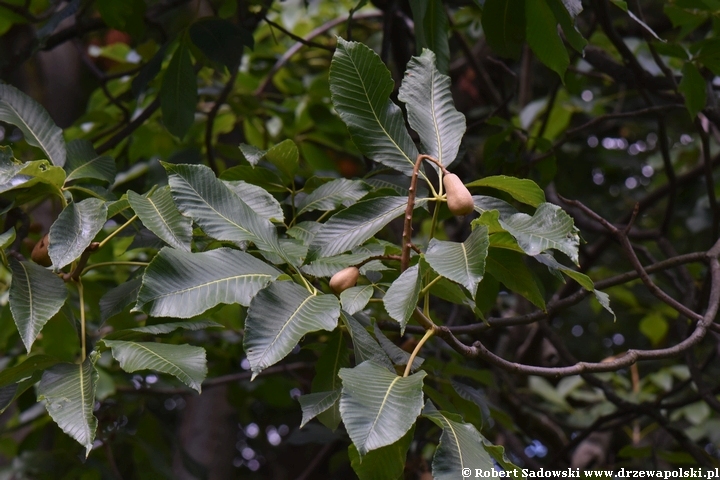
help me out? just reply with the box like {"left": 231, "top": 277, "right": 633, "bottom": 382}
{"left": 486, "top": 248, "right": 546, "bottom": 310}
{"left": 99, "top": 277, "right": 142, "bottom": 323}
{"left": 299, "top": 390, "right": 342, "bottom": 428}
{"left": 132, "top": 43, "right": 167, "bottom": 97}
{"left": 341, "top": 285, "right": 374, "bottom": 315}
{"left": 546, "top": 0, "right": 587, "bottom": 53}
{"left": 410, "top": 0, "right": 450, "bottom": 74}
{"left": 0, "top": 84, "right": 66, "bottom": 166}
{"left": 425, "top": 226, "right": 489, "bottom": 294}
{"left": 0, "top": 158, "right": 66, "bottom": 198}
{"left": 160, "top": 41, "right": 197, "bottom": 138}
{"left": 189, "top": 17, "right": 253, "bottom": 68}
{"left": 134, "top": 247, "right": 280, "bottom": 318}
{"left": 128, "top": 187, "right": 192, "bottom": 251}
{"left": 308, "top": 197, "right": 424, "bottom": 260}
{"left": 48, "top": 198, "right": 107, "bottom": 270}
{"left": 9, "top": 259, "right": 68, "bottom": 352}
{"left": 311, "top": 329, "right": 350, "bottom": 430}
{"left": 467, "top": 175, "right": 545, "bottom": 207}
{"left": 383, "top": 264, "right": 422, "bottom": 334}
{"left": 341, "top": 312, "right": 394, "bottom": 369}
{"left": 422, "top": 401, "right": 495, "bottom": 479}
{"left": 63, "top": 139, "right": 116, "bottom": 184}
{"left": 481, "top": 0, "right": 525, "bottom": 59}
{"left": 223, "top": 180, "right": 284, "bottom": 222}
{"left": 339, "top": 361, "right": 426, "bottom": 456}
{"left": 164, "top": 163, "right": 281, "bottom": 255}
{"left": 329, "top": 38, "right": 419, "bottom": 176}
{"left": 298, "top": 178, "right": 368, "bottom": 215}
{"left": 399, "top": 50, "right": 464, "bottom": 169}
{"left": 525, "top": 0, "right": 569, "bottom": 80}
{"left": 373, "top": 324, "right": 424, "bottom": 372}
{"left": 499, "top": 202, "right": 580, "bottom": 265}
{"left": 349, "top": 425, "right": 415, "bottom": 480}
{"left": 533, "top": 253, "right": 614, "bottom": 318}
{"left": 37, "top": 359, "right": 98, "bottom": 456}
{"left": 244, "top": 281, "right": 340, "bottom": 379}
{"left": 679, "top": 62, "right": 706, "bottom": 119}
{"left": 0, "top": 354, "right": 59, "bottom": 389}
{"left": 103, "top": 340, "right": 207, "bottom": 393}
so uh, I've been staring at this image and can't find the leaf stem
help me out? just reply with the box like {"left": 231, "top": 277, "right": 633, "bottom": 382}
{"left": 403, "top": 328, "right": 434, "bottom": 377}
{"left": 78, "top": 280, "right": 86, "bottom": 363}
{"left": 97, "top": 214, "right": 138, "bottom": 249}
{"left": 420, "top": 275, "right": 443, "bottom": 296}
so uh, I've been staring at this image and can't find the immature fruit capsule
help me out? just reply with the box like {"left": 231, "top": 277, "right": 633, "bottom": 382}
{"left": 31, "top": 233, "right": 51, "bottom": 267}
{"left": 329, "top": 266, "right": 359, "bottom": 293}
{"left": 443, "top": 173, "right": 474, "bottom": 216}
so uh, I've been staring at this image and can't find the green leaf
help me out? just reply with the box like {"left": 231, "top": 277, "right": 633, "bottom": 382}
{"left": 298, "top": 178, "right": 368, "bottom": 215}
{"left": 546, "top": 0, "right": 587, "bottom": 53}
{"left": 299, "top": 390, "right": 341, "bottom": 428}
{"left": 308, "top": 197, "right": 423, "bottom": 260}
{"left": 134, "top": 247, "right": 280, "bottom": 318}
{"left": 534, "top": 253, "right": 614, "bottom": 318}
{"left": 425, "top": 226, "right": 489, "bottom": 294}
{"left": 410, "top": 0, "right": 450, "bottom": 74}
{"left": 126, "top": 320, "right": 223, "bottom": 335}
{"left": 679, "top": 62, "right": 706, "bottom": 119}
{"left": 9, "top": 259, "right": 68, "bottom": 352}
{"left": 481, "top": 0, "right": 525, "bottom": 59}
{"left": 128, "top": 187, "right": 192, "bottom": 251}
{"left": 37, "top": 359, "right": 98, "bottom": 456}
{"left": 349, "top": 425, "right": 414, "bottom": 480}
{"left": 160, "top": 41, "right": 197, "bottom": 138}
{"left": 610, "top": 0, "right": 664, "bottom": 41}
{"left": 265, "top": 139, "right": 299, "bottom": 182}
{"left": 64, "top": 139, "right": 116, "bottom": 184}
{"left": 99, "top": 277, "right": 142, "bottom": 323}
{"left": 499, "top": 203, "right": 580, "bottom": 265}
{"left": 164, "top": 163, "right": 281, "bottom": 255}
{"left": 189, "top": 17, "right": 253, "bottom": 68}
{"left": 0, "top": 158, "right": 66, "bottom": 198}
{"left": 341, "top": 285, "right": 374, "bottom": 315}
{"left": 302, "top": 244, "right": 384, "bottom": 277}
{"left": 311, "top": 329, "right": 350, "bottom": 430}
{"left": 383, "top": 264, "right": 422, "bottom": 334}
{"left": 640, "top": 312, "right": 668, "bottom": 346}
{"left": 48, "top": 198, "right": 107, "bottom": 270}
{"left": 422, "top": 401, "right": 495, "bottom": 478}
{"left": 286, "top": 221, "right": 322, "bottom": 245}
{"left": 238, "top": 143, "right": 265, "bottom": 166}
{"left": 339, "top": 361, "right": 425, "bottom": 456}
{"left": 103, "top": 340, "right": 207, "bottom": 393}
{"left": 341, "top": 312, "right": 394, "bottom": 369}
{"left": 0, "top": 354, "right": 58, "bottom": 389}
{"left": 525, "top": 0, "right": 569, "bottom": 80}
{"left": 398, "top": 49, "right": 465, "bottom": 168}
{"left": 0, "top": 84, "right": 66, "bottom": 167}
{"left": 96, "top": 0, "right": 145, "bottom": 38}
{"left": 486, "top": 249, "right": 545, "bottom": 310}
{"left": 0, "top": 226, "right": 15, "bottom": 249}
{"left": 329, "top": 38, "right": 419, "bottom": 176}
{"left": 244, "top": 281, "right": 340, "bottom": 379}
{"left": 373, "top": 323, "right": 424, "bottom": 371}
{"left": 223, "top": 180, "right": 284, "bottom": 222}
{"left": 467, "top": 175, "right": 545, "bottom": 207}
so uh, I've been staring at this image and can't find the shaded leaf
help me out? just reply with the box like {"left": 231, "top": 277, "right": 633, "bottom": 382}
{"left": 526, "top": 0, "right": 569, "bottom": 80}
{"left": 37, "top": 359, "right": 97, "bottom": 456}
{"left": 265, "top": 139, "right": 299, "bottom": 182}
{"left": 486, "top": 249, "right": 545, "bottom": 310}
{"left": 0, "top": 84, "right": 66, "bottom": 166}
{"left": 160, "top": 41, "right": 197, "bottom": 138}
{"left": 383, "top": 264, "right": 422, "bottom": 334}
{"left": 189, "top": 17, "right": 253, "bottom": 68}
{"left": 0, "top": 354, "right": 58, "bottom": 389}
{"left": 399, "top": 50, "right": 464, "bottom": 169}
{"left": 103, "top": 340, "right": 207, "bottom": 393}
{"left": 9, "top": 259, "right": 68, "bottom": 351}
{"left": 99, "top": 277, "right": 142, "bottom": 323}
{"left": 64, "top": 139, "right": 116, "bottom": 184}
{"left": 339, "top": 361, "right": 425, "bottom": 456}
{"left": 679, "top": 62, "right": 706, "bottom": 119}
{"left": 482, "top": 0, "right": 525, "bottom": 59}
{"left": 349, "top": 426, "right": 414, "bottom": 480}
{"left": 546, "top": 0, "right": 587, "bottom": 53}
{"left": 302, "top": 244, "right": 384, "bottom": 277}
{"left": 425, "top": 226, "right": 489, "bottom": 293}
{"left": 311, "top": 329, "right": 350, "bottom": 430}
{"left": 373, "top": 323, "right": 424, "bottom": 371}
{"left": 341, "top": 312, "right": 394, "bottom": 369}
{"left": 125, "top": 320, "right": 223, "bottom": 335}
{"left": 135, "top": 247, "right": 280, "bottom": 318}
{"left": 410, "top": 0, "right": 450, "bottom": 74}
{"left": 48, "top": 198, "right": 107, "bottom": 270}
{"left": 128, "top": 187, "right": 192, "bottom": 251}
{"left": 244, "top": 281, "right": 340, "bottom": 379}
{"left": 329, "top": 38, "right": 419, "bottom": 176}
